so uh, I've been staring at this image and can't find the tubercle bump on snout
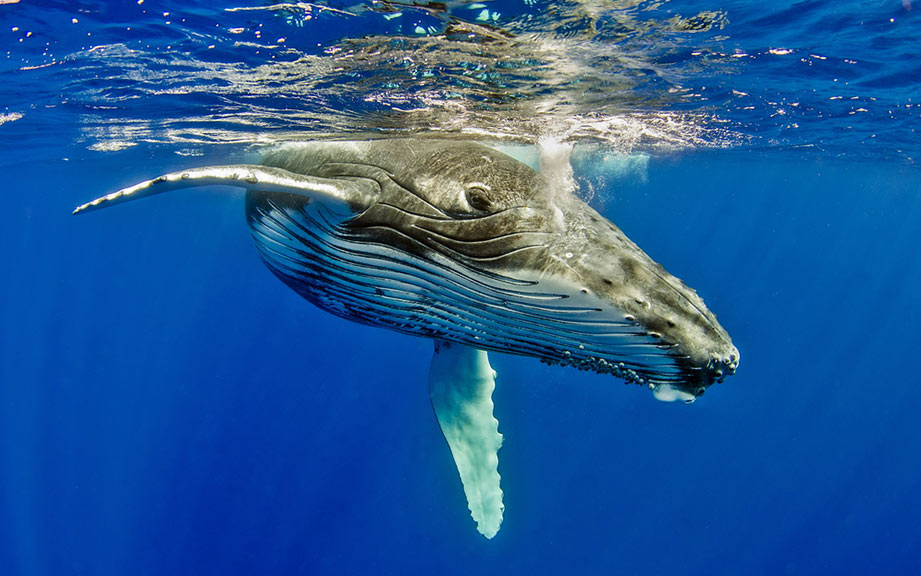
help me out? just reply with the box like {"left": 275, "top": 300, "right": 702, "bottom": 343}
{"left": 708, "top": 349, "right": 740, "bottom": 381}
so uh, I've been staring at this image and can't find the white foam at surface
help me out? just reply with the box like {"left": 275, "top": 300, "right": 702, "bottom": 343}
{"left": 0, "top": 112, "right": 23, "bottom": 126}
{"left": 538, "top": 135, "right": 576, "bottom": 198}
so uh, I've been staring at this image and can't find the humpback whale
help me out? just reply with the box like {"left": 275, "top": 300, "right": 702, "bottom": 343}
{"left": 75, "top": 139, "right": 739, "bottom": 539}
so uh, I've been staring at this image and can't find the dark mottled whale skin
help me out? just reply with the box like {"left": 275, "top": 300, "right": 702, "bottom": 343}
{"left": 246, "top": 140, "right": 738, "bottom": 399}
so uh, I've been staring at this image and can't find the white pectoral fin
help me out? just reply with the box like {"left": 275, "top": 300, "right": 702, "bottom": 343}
{"left": 73, "top": 164, "right": 375, "bottom": 215}
{"left": 428, "top": 340, "right": 503, "bottom": 539}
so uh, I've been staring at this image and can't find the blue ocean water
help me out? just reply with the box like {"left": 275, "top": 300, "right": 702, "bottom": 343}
{"left": 2, "top": 1, "right": 920, "bottom": 575}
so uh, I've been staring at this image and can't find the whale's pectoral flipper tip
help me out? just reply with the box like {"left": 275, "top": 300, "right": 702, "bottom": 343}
{"left": 428, "top": 340, "right": 504, "bottom": 539}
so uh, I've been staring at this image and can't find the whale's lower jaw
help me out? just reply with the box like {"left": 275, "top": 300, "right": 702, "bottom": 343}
{"left": 246, "top": 192, "right": 695, "bottom": 390}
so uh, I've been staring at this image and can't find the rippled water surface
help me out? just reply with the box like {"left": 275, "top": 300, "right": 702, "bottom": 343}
{"left": 3, "top": 0, "right": 919, "bottom": 158}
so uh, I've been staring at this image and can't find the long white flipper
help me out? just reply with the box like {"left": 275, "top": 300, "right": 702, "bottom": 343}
{"left": 428, "top": 340, "right": 504, "bottom": 539}
{"left": 73, "top": 164, "right": 376, "bottom": 215}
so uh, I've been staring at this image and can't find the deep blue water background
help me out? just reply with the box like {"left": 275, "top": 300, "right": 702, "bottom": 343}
{"left": 3, "top": 1, "right": 921, "bottom": 575}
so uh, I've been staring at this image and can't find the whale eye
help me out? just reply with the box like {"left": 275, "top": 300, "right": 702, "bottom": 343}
{"left": 465, "top": 185, "right": 492, "bottom": 212}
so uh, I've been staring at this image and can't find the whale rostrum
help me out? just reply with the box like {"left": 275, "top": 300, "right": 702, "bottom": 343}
{"left": 75, "top": 139, "right": 739, "bottom": 538}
